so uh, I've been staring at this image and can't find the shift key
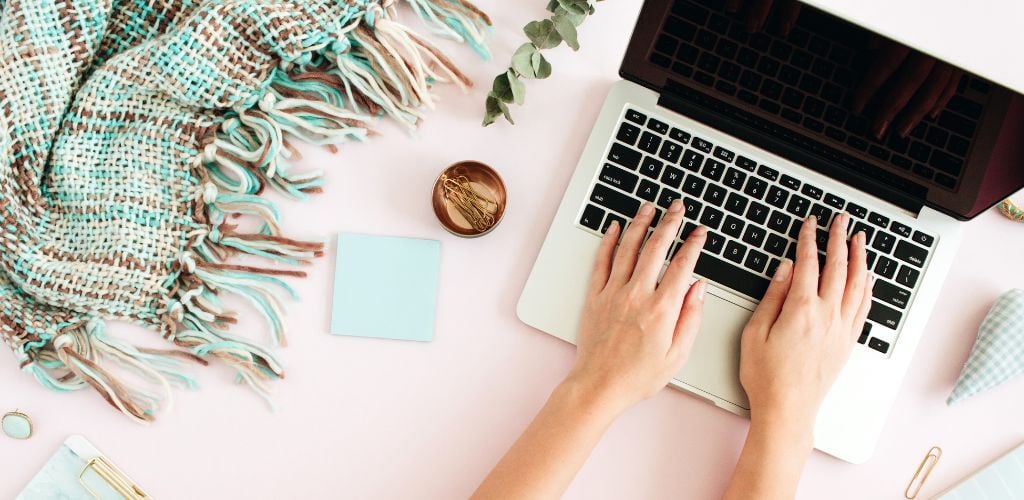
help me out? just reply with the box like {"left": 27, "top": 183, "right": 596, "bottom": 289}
{"left": 591, "top": 184, "right": 641, "bottom": 218}
{"left": 868, "top": 301, "right": 902, "bottom": 330}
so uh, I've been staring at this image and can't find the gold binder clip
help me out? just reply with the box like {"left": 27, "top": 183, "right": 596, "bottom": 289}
{"left": 79, "top": 456, "right": 149, "bottom": 500}
{"left": 905, "top": 446, "right": 942, "bottom": 499}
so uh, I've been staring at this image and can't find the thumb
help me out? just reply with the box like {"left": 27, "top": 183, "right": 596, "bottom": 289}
{"left": 745, "top": 259, "right": 794, "bottom": 343}
{"left": 668, "top": 280, "right": 707, "bottom": 364}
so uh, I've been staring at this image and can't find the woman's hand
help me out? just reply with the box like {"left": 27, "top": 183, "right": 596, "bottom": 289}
{"left": 740, "top": 213, "right": 873, "bottom": 431}
{"left": 566, "top": 199, "right": 709, "bottom": 415}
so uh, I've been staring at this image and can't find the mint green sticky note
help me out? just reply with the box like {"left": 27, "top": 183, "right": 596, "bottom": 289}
{"left": 331, "top": 233, "right": 441, "bottom": 342}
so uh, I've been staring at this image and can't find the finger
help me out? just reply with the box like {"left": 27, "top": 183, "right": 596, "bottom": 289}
{"left": 895, "top": 64, "right": 953, "bottom": 138}
{"left": 746, "top": 0, "right": 774, "bottom": 32}
{"left": 777, "top": 0, "right": 801, "bottom": 35}
{"left": 634, "top": 199, "right": 685, "bottom": 289}
{"left": 744, "top": 258, "right": 794, "bottom": 341}
{"left": 850, "top": 275, "right": 875, "bottom": 341}
{"left": 657, "top": 225, "right": 708, "bottom": 304}
{"left": 819, "top": 213, "right": 851, "bottom": 301}
{"left": 791, "top": 215, "right": 821, "bottom": 298}
{"left": 668, "top": 280, "right": 707, "bottom": 364}
{"left": 588, "top": 220, "right": 620, "bottom": 296}
{"left": 852, "top": 43, "right": 911, "bottom": 114}
{"left": 871, "top": 52, "right": 936, "bottom": 139}
{"left": 930, "top": 69, "right": 964, "bottom": 119}
{"left": 608, "top": 203, "right": 656, "bottom": 286}
{"left": 841, "top": 230, "right": 870, "bottom": 320}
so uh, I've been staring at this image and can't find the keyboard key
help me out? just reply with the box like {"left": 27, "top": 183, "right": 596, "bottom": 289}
{"left": 868, "top": 301, "right": 902, "bottom": 330}
{"left": 866, "top": 249, "right": 877, "bottom": 269}
{"left": 744, "top": 178, "right": 768, "bottom": 199}
{"left": 602, "top": 213, "right": 627, "bottom": 234}
{"left": 858, "top": 323, "right": 871, "bottom": 344}
{"left": 890, "top": 221, "right": 912, "bottom": 238}
{"left": 788, "top": 219, "right": 803, "bottom": 239}
{"left": 938, "top": 111, "right": 977, "bottom": 138}
{"left": 824, "top": 193, "right": 845, "bottom": 209}
{"left": 600, "top": 163, "right": 639, "bottom": 193}
{"left": 723, "top": 215, "right": 745, "bottom": 238}
{"left": 714, "top": 146, "right": 735, "bottom": 162}
{"left": 912, "top": 231, "right": 935, "bottom": 247}
{"left": 609, "top": 143, "right": 641, "bottom": 170}
{"left": 851, "top": 221, "right": 874, "bottom": 244}
{"left": 647, "top": 118, "right": 669, "bottom": 134}
{"left": 757, "top": 164, "right": 779, "bottom": 181}
{"left": 874, "top": 280, "right": 912, "bottom": 309}
{"left": 779, "top": 174, "right": 801, "bottom": 191}
{"left": 700, "top": 206, "right": 725, "bottom": 230}
{"left": 580, "top": 204, "right": 605, "bottom": 231}
{"left": 640, "top": 157, "right": 664, "bottom": 179}
{"left": 694, "top": 252, "right": 770, "bottom": 299}
{"left": 872, "top": 232, "right": 897, "bottom": 254}
{"left": 742, "top": 225, "right": 767, "bottom": 247}
{"left": 746, "top": 201, "right": 770, "bottom": 225}
{"left": 764, "top": 233, "right": 788, "bottom": 256}
{"left": 846, "top": 202, "right": 867, "bottom": 218}
{"left": 767, "top": 258, "right": 781, "bottom": 278}
{"left": 639, "top": 131, "right": 662, "bottom": 155}
{"left": 682, "top": 149, "right": 704, "bottom": 171}
{"left": 736, "top": 156, "right": 757, "bottom": 171}
{"left": 896, "top": 265, "right": 920, "bottom": 288}
{"left": 814, "top": 228, "right": 829, "bottom": 251}
{"left": 702, "top": 158, "right": 726, "bottom": 181}
{"left": 724, "top": 192, "right": 749, "bottom": 215}
{"left": 661, "top": 165, "right": 685, "bottom": 188}
{"left": 868, "top": 337, "right": 891, "bottom": 354}
{"left": 868, "top": 212, "right": 890, "bottom": 228}
{"left": 766, "top": 185, "right": 789, "bottom": 209}
{"left": 894, "top": 240, "right": 928, "bottom": 267}
{"left": 680, "top": 222, "right": 698, "bottom": 240}
{"left": 670, "top": 127, "right": 691, "bottom": 143}
{"left": 625, "top": 109, "right": 647, "bottom": 125}
{"left": 683, "top": 175, "right": 706, "bottom": 196}
{"left": 692, "top": 137, "right": 713, "bottom": 153}
{"left": 767, "top": 210, "right": 792, "bottom": 234}
{"left": 744, "top": 249, "right": 770, "bottom": 273}
{"left": 809, "top": 204, "right": 832, "bottom": 227}
{"left": 723, "top": 168, "right": 746, "bottom": 190}
{"left": 786, "top": 194, "right": 810, "bottom": 218}
{"left": 875, "top": 256, "right": 898, "bottom": 279}
{"left": 659, "top": 140, "right": 684, "bottom": 163}
{"left": 657, "top": 188, "right": 682, "bottom": 209}
{"left": 683, "top": 197, "right": 702, "bottom": 220}
{"left": 592, "top": 184, "right": 641, "bottom": 217}
{"left": 785, "top": 242, "right": 797, "bottom": 261}
{"left": 637, "top": 179, "right": 659, "bottom": 202}
{"left": 704, "top": 231, "right": 726, "bottom": 254}
{"left": 801, "top": 184, "right": 823, "bottom": 200}
{"left": 703, "top": 184, "right": 727, "bottom": 206}
{"left": 617, "top": 123, "right": 640, "bottom": 145}
{"left": 723, "top": 240, "right": 747, "bottom": 264}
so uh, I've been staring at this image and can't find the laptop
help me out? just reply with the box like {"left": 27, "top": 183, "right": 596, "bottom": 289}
{"left": 518, "top": 0, "right": 1024, "bottom": 464}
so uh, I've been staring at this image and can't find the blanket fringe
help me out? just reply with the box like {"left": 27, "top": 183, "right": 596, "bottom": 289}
{"left": 22, "top": 0, "right": 490, "bottom": 420}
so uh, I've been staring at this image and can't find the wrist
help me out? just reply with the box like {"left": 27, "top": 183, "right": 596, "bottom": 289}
{"left": 749, "top": 408, "right": 816, "bottom": 453}
{"left": 554, "top": 374, "right": 631, "bottom": 423}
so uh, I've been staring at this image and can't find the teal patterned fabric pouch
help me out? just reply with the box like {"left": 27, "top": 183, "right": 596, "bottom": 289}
{"left": 948, "top": 289, "right": 1024, "bottom": 405}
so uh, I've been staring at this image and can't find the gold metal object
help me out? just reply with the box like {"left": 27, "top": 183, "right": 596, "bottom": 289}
{"left": 905, "top": 446, "right": 942, "bottom": 499}
{"left": 432, "top": 161, "right": 507, "bottom": 237}
{"left": 80, "top": 456, "right": 150, "bottom": 500}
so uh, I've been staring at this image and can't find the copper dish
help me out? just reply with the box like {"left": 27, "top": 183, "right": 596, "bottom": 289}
{"left": 432, "top": 161, "right": 507, "bottom": 238}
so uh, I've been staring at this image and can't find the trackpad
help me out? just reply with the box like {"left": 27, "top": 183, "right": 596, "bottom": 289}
{"left": 674, "top": 290, "right": 752, "bottom": 410}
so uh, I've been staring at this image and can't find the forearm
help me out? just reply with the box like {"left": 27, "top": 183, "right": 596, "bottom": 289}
{"left": 472, "top": 378, "right": 624, "bottom": 500}
{"left": 723, "top": 413, "right": 815, "bottom": 500}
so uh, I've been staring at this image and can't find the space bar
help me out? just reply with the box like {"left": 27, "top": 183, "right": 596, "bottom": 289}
{"left": 693, "top": 253, "right": 770, "bottom": 301}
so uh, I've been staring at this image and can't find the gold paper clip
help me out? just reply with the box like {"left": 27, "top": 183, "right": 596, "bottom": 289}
{"left": 79, "top": 456, "right": 150, "bottom": 500}
{"left": 905, "top": 446, "right": 942, "bottom": 499}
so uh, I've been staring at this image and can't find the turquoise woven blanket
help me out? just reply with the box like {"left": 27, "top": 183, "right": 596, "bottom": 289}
{"left": 0, "top": 0, "right": 489, "bottom": 421}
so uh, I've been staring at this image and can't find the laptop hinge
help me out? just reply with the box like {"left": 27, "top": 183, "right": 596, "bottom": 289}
{"left": 657, "top": 81, "right": 927, "bottom": 217}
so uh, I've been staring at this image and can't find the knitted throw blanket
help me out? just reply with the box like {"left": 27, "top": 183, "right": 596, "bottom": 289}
{"left": 0, "top": 0, "right": 489, "bottom": 422}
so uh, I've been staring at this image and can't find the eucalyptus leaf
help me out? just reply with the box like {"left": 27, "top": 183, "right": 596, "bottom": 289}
{"left": 524, "top": 19, "right": 562, "bottom": 50}
{"left": 484, "top": 93, "right": 513, "bottom": 126}
{"left": 491, "top": 73, "right": 514, "bottom": 103}
{"left": 546, "top": 0, "right": 559, "bottom": 13}
{"left": 553, "top": 14, "right": 579, "bottom": 51}
{"left": 511, "top": 43, "right": 538, "bottom": 78}
{"left": 506, "top": 69, "right": 526, "bottom": 105}
{"left": 532, "top": 51, "right": 552, "bottom": 79}
{"left": 553, "top": 6, "right": 587, "bottom": 27}
{"left": 557, "top": 0, "right": 590, "bottom": 16}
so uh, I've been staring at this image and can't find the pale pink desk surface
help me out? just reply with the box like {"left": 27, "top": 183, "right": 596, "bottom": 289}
{"left": 2, "top": 2, "right": 1024, "bottom": 499}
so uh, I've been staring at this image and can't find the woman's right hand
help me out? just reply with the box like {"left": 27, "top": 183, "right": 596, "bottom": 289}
{"left": 739, "top": 213, "right": 874, "bottom": 435}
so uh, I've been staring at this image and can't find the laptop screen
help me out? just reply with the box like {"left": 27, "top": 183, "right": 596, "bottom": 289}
{"left": 621, "top": 0, "right": 1024, "bottom": 220}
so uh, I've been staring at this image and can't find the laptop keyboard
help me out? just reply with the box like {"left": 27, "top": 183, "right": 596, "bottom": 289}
{"left": 649, "top": 0, "right": 989, "bottom": 192}
{"left": 578, "top": 107, "right": 938, "bottom": 356}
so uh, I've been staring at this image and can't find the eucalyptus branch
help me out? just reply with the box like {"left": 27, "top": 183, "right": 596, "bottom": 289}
{"left": 483, "top": 0, "right": 604, "bottom": 126}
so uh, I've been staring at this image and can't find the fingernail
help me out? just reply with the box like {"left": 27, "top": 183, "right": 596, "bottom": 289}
{"left": 692, "top": 225, "right": 708, "bottom": 237}
{"left": 857, "top": 231, "right": 866, "bottom": 244}
{"left": 696, "top": 279, "right": 707, "bottom": 300}
{"left": 875, "top": 120, "right": 889, "bottom": 139}
{"left": 668, "top": 198, "right": 683, "bottom": 213}
{"left": 774, "top": 259, "right": 793, "bottom": 281}
{"left": 608, "top": 221, "right": 619, "bottom": 234}
{"left": 639, "top": 203, "right": 654, "bottom": 217}
{"left": 840, "top": 212, "right": 850, "bottom": 229}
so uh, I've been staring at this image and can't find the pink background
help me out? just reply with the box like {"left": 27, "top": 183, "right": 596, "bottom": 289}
{"left": 2, "top": 1, "right": 1024, "bottom": 498}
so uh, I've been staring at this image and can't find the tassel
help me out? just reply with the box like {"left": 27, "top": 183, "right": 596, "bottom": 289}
{"left": 401, "top": 0, "right": 492, "bottom": 60}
